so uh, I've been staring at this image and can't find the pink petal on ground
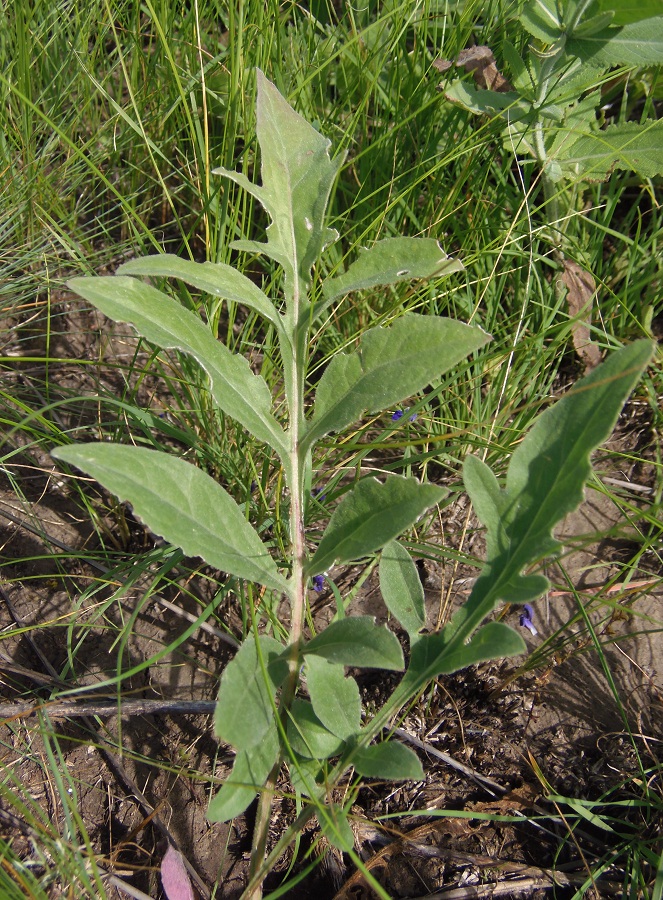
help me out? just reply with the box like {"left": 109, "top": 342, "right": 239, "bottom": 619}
{"left": 161, "top": 845, "right": 195, "bottom": 900}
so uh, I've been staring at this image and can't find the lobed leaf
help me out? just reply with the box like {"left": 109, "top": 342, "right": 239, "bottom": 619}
{"left": 305, "top": 656, "right": 362, "bottom": 740}
{"left": 352, "top": 741, "right": 424, "bottom": 781}
{"left": 66, "top": 276, "right": 287, "bottom": 458}
{"left": 207, "top": 728, "right": 279, "bottom": 823}
{"left": 214, "top": 70, "right": 344, "bottom": 294}
{"left": 117, "top": 255, "right": 280, "bottom": 326}
{"left": 379, "top": 541, "right": 426, "bottom": 637}
{"left": 303, "top": 617, "right": 404, "bottom": 670}
{"left": 445, "top": 339, "right": 654, "bottom": 647}
{"left": 214, "top": 635, "right": 288, "bottom": 751}
{"left": 307, "top": 475, "right": 446, "bottom": 577}
{"left": 320, "top": 237, "right": 463, "bottom": 307}
{"left": 306, "top": 314, "right": 490, "bottom": 446}
{"left": 52, "top": 444, "right": 287, "bottom": 593}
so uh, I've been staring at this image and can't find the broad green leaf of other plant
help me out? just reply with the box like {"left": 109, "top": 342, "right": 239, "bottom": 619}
{"left": 52, "top": 444, "right": 287, "bottom": 593}
{"left": 353, "top": 741, "right": 424, "bottom": 781}
{"left": 567, "top": 15, "right": 663, "bottom": 66}
{"left": 557, "top": 120, "right": 663, "bottom": 180}
{"left": 65, "top": 276, "right": 287, "bottom": 458}
{"left": 379, "top": 541, "right": 426, "bottom": 638}
{"left": 214, "top": 70, "right": 344, "bottom": 297}
{"left": 306, "top": 314, "right": 490, "bottom": 446}
{"left": 303, "top": 617, "right": 404, "bottom": 670}
{"left": 305, "top": 656, "right": 362, "bottom": 740}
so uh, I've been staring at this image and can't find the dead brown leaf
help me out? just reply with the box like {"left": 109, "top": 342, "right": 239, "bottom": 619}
{"left": 561, "top": 259, "right": 603, "bottom": 372}
{"left": 433, "top": 46, "right": 512, "bottom": 92}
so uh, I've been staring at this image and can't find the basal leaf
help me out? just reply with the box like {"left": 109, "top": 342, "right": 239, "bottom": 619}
{"left": 306, "top": 314, "right": 490, "bottom": 446}
{"left": 568, "top": 16, "right": 663, "bottom": 65}
{"left": 444, "top": 339, "right": 654, "bottom": 647}
{"left": 598, "top": 0, "right": 662, "bottom": 26}
{"left": 307, "top": 475, "right": 446, "bottom": 577}
{"left": 320, "top": 237, "right": 463, "bottom": 306}
{"left": 558, "top": 120, "right": 663, "bottom": 181}
{"left": 286, "top": 699, "right": 345, "bottom": 760}
{"left": 303, "top": 617, "right": 404, "bottom": 670}
{"left": 305, "top": 656, "right": 362, "bottom": 740}
{"left": 444, "top": 80, "right": 524, "bottom": 117}
{"left": 66, "top": 276, "right": 287, "bottom": 457}
{"left": 214, "top": 71, "right": 344, "bottom": 294}
{"left": 117, "top": 255, "right": 280, "bottom": 326}
{"left": 207, "top": 727, "right": 279, "bottom": 823}
{"left": 319, "top": 806, "right": 355, "bottom": 853}
{"left": 379, "top": 541, "right": 426, "bottom": 637}
{"left": 353, "top": 741, "right": 424, "bottom": 781}
{"left": 214, "top": 635, "right": 288, "bottom": 751}
{"left": 52, "top": 444, "right": 287, "bottom": 593}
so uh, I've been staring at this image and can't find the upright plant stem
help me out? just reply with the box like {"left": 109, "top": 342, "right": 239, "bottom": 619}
{"left": 246, "top": 278, "right": 309, "bottom": 899}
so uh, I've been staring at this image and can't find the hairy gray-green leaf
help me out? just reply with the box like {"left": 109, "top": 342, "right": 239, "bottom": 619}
{"left": 305, "top": 656, "right": 362, "bottom": 740}
{"left": 445, "top": 339, "right": 654, "bottom": 649}
{"left": 117, "top": 255, "right": 280, "bottom": 326}
{"left": 557, "top": 120, "right": 663, "bottom": 181}
{"left": 215, "top": 636, "right": 288, "bottom": 751}
{"left": 289, "top": 754, "right": 325, "bottom": 800}
{"left": 303, "top": 617, "right": 404, "bottom": 670}
{"left": 52, "top": 444, "right": 287, "bottom": 593}
{"left": 568, "top": 16, "right": 663, "bottom": 66}
{"left": 379, "top": 541, "right": 426, "bottom": 637}
{"left": 308, "top": 475, "right": 445, "bottom": 577}
{"left": 286, "top": 700, "right": 345, "bottom": 760}
{"left": 321, "top": 237, "right": 463, "bottom": 306}
{"left": 353, "top": 742, "right": 424, "bottom": 781}
{"left": 213, "top": 70, "right": 344, "bottom": 294}
{"left": 207, "top": 727, "right": 279, "bottom": 823}
{"left": 406, "top": 622, "right": 526, "bottom": 686}
{"left": 66, "top": 276, "right": 287, "bottom": 457}
{"left": 319, "top": 806, "right": 355, "bottom": 853}
{"left": 307, "top": 314, "right": 490, "bottom": 446}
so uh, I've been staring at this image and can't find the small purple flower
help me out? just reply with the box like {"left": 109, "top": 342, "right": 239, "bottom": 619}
{"left": 312, "top": 575, "right": 325, "bottom": 593}
{"left": 519, "top": 603, "right": 538, "bottom": 636}
{"left": 312, "top": 487, "right": 326, "bottom": 503}
{"left": 391, "top": 408, "right": 418, "bottom": 423}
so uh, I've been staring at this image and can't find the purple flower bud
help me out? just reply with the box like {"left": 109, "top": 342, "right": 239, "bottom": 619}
{"left": 312, "top": 575, "right": 325, "bottom": 593}
{"left": 519, "top": 603, "right": 538, "bottom": 636}
{"left": 409, "top": 412, "right": 417, "bottom": 422}
{"left": 391, "top": 410, "right": 405, "bottom": 422}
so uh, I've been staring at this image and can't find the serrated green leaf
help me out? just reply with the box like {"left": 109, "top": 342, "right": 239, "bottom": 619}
{"left": 307, "top": 475, "right": 446, "bottom": 577}
{"left": 207, "top": 728, "right": 279, "bottom": 823}
{"left": 379, "top": 541, "right": 426, "bottom": 637}
{"left": 52, "top": 444, "right": 287, "bottom": 593}
{"left": 519, "top": 0, "right": 564, "bottom": 42}
{"left": 320, "top": 237, "right": 463, "bottom": 306}
{"left": 319, "top": 806, "right": 355, "bottom": 853}
{"left": 353, "top": 741, "right": 424, "bottom": 781}
{"left": 117, "top": 254, "right": 280, "bottom": 326}
{"left": 407, "top": 622, "right": 526, "bottom": 682}
{"left": 558, "top": 120, "right": 663, "bottom": 180}
{"left": 214, "top": 71, "right": 344, "bottom": 293}
{"left": 502, "top": 40, "right": 535, "bottom": 96}
{"left": 66, "top": 276, "right": 287, "bottom": 458}
{"left": 444, "top": 339, "right": 654, "bottom": 648}
{"left": 598, "top": 0, "right": 662, "bottom": 26}
{"left": 306, "top": 314, "right": 490, "bottom": 446}
{"left": 568, "top": 16, "right": 663, "bottom": 65}
{"left": 306, "top": 656, "right": 362, "bottom": 740}
{"left": 286, "top": 699, "right": 345, "bottom": 759}
{"left": 303, "top": 617, "right": 404, "bottom": 670}
{"left": 214, "top": 635, "right": 288, "bottom": 751}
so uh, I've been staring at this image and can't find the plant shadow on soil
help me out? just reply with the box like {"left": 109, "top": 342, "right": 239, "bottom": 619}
{"left": 0, "top": 297, "right": 661, "bottom": 898}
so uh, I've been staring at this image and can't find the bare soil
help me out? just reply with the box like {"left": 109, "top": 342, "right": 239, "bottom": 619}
{"left": 1, "top": 297, "right": 661, "bottom": 899}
